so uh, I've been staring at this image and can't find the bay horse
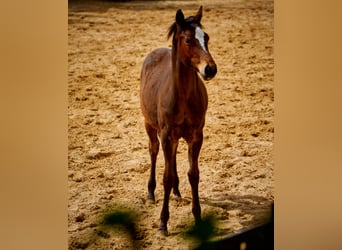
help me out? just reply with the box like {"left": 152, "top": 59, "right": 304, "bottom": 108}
{"left": 140, "top": 6, "right": 217, "bottom": 234}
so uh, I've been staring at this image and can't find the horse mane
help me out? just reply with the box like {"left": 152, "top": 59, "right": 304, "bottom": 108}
{"left": 167, "top": 22, "right": 177, "bottom": 40}
{"left": 167, "top": 16, "right": 203, "bottom": 40}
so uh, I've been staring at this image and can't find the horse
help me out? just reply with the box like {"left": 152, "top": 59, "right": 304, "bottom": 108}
{"left": 140, "top": 6, "right": 217, "bottom": 235}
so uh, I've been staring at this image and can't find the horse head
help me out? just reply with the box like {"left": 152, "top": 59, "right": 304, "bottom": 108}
{"left": 168, "top": 6, "right": 217, "bottom": 81}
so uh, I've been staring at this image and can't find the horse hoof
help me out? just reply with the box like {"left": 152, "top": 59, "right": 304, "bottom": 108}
{"left": 173, "top": 189, "right": 181, "bottom": 198}
{"left": 147, "top": 193, "right": 155, "bottom": 203}
{"left": 157, "top": 227, "right": 168, "bottom": 236}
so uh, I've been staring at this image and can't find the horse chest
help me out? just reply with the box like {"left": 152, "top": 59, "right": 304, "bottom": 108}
{"left": 168, "top": 100, "right": 205, "bottom": 127}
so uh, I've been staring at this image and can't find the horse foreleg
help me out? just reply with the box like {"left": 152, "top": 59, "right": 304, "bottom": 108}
{"left": 187, "top": 132, "right": 203, "bottom": 224}
{"left": 145, "top": 123, "right": 159, "bottom": 201}
{"left": 159, "top": 129, "right": 178, "bottom": 234}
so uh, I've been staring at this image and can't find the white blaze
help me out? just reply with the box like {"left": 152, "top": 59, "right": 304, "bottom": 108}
{"left": 195, "top": 26, "right": 207, "bottom": 52}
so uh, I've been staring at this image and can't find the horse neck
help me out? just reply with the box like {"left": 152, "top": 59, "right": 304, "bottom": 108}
{"left": 171, "top": 46, "right": 198, "bottom": 101}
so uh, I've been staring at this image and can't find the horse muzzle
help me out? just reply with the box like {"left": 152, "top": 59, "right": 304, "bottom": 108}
{"left": 204, "top": 64, "right": 217, "bottom": 80}
{"left": 200, "top": 63, "right": 217, "bottom": 81}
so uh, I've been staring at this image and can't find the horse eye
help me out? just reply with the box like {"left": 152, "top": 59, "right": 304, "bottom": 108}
{"left": 185, "top": 38, "right": 191, "bottom": 45}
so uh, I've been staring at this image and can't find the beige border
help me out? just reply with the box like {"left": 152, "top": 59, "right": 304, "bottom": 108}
{"left": 0, "top": 0, "right": 67, "bottom": 249}
{"left": 275, "top": 0, "right": 342, "bottom": 249}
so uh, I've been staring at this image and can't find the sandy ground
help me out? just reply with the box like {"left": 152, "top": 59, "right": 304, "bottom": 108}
{"left": 68, "top": 0, "right": 274, "bottom": 249}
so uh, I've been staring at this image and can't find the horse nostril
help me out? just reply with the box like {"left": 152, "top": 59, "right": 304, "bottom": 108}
{"left": 205, "top": 64, "right": 217, "bottom": 77}
{"left": 204, "top": 65, "right": 210, "bottom": 76}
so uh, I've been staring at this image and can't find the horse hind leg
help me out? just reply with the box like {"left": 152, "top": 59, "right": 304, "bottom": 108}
{"left": 145, "top": 122, "right": 159, "bottom": 202}
{"left": 172, "top": 154, "right": 181, "bottom": 198}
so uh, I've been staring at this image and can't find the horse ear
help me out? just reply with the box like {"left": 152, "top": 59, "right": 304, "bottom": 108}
{"left": 176, "top": 9, "right": 185, "bottom": 29}
{"left": 195, "top": 6, "right": 203, "bottom": 23}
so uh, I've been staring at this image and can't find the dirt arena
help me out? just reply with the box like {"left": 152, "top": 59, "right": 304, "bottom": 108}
{"left": 68, "top": 0, "right": 274, "bottom": 249}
